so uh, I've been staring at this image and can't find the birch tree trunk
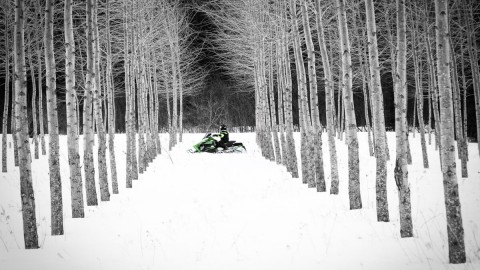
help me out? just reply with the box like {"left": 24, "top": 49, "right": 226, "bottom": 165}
{"left": 124, "top": 0, "right": 133, "bottom": 188}
{"left": 275, "top": 31, "right": 287, "bottom": 167}
{"left": 301, "top": 0, "right": 325, "bottom": 192}
{"left": 129, "top": 7, "right": 138, "bottom": 181}
{"left": 176, "top": 37, "right": 184, "bottom": 144}
{"left": 412, "top": 31, "right": 429, "bottom": 169}
{"left": 105, "top": 0, "right": 119, "bottom": 194}
{"left": 64, "top": 0, "right": 85, "bottom": 218}
{"left": 337, "top": 84, "right": 342, "bottom": 140}
{"left": 160, "top": 51, "right": 172, "bottom": 150}
{"left": 145, "top": 58, "right": 155, "bottom": 163}
{"left": 356, "top": 9, "right": 373, "bottom": 157}
{"left": 171, "top": 53, "right": 178, "bottom": 148}
{"left": 92, "top": 0, "right": 110, "bottom": 201}
{"left": 165, "top": 7, "right": 179, "bottom": 148}
{"left": 2, "top": 14, "right": 10, "bottom": 172}
{"left": 281, "top": 1, "right": 298, "bottom": 178}
{"left": 15, "top": 0, "right": 39, "bottom": 248}
{"left": 460, "top": 43, "right": 468, "bottom": 156}
{"left": 314, "top": 0, "right": 339, "bottom": 193}
{"left": 449, "top": 41, "right": 467, "bottom": 177}
{"left": 136, "top": 59, "right": 147, "bottom": 174}
{"left": 44, "top": 0, "right": 64, "bottom": 235}
{"left": 425, "top": 15, "right": 441, "bottom": 151}
{"left": 365, "top": 0, "right": 389, "bottom": 221}
{"left": 360, "top": 48, "right": 373, "bottom": 157}
{"left": 36, "top": 39, "right": 46, "bottom": 156}
{"left": 290, "top": 0, "right": 315, "bottom": 187}
{"left": 428, "top": 69, "right": 433, "bottom": 145}
{"left": 267, "top": 42, "right": 281, "bottom": 164}
{"left": 124, "top": 50, "right": 133, "bottom": 188}
{"left": 153, "top": 58, "right": 161, "bottom": 155}
{"left": 260, "top": 44, "right": 275, "bottom": 162}
{"left": 83, "top": 0, "right": 98, "bottom": 206}
{"left": 410, "top": 3, "right": 429, "bottom": 169}
{"left": 394, "top": 0, "right": 413, "bottom": 238}
{"left": 336, "top": 0, "right": 361, "bottom": 209}
{"left": 413, "top": 89, "right": 417, "bottom": 138}
{"left": 435, "top": 0, "right": 466, "bottom": 263}
{"left": 27, "top": 39, "right": 39, "bottom": 160}
{"left": 274, "top": 8, "right": 287, "bottom": 166}
{"left": 12, "top": 69, "right": 18, "bottom": 167}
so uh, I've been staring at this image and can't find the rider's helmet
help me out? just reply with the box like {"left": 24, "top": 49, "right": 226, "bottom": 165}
{"left": 220, "top": 124, "right": 227, "bottom": 132}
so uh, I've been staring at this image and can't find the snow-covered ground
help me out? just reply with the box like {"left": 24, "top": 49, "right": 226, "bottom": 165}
{"left": 0, "top": 132, "right": 479, "bottom": 270}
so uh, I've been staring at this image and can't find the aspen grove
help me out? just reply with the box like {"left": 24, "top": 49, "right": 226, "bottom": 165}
{"left": 0, "top": 0, "right": 479, "bottom": 268}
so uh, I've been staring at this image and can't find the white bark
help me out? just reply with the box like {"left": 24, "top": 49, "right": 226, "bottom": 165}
{"left": 394, "top": 0, "right": 413, "bottom": 238}
{"left": 44, "top": 0, "right": 64, "bottom": 235}
{"left": 435, "top": 0, "right": 466, "bottom": 263}
{"left": 15, "top": 0, "right": 39, "bottom": 248}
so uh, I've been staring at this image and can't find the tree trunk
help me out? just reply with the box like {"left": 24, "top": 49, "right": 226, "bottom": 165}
{"left": 460, "top": 43, "right": 468, "bottom": 158}
{"left": 268, "top": 42, "right": 281, "bottom": 164}
{"left": 314, "top": 0, "right": 339, "bottom": 193}
{"left": 27, "top": 39, "right": 39, "bottom": 160}
{"left": 92, "top": 0, "right": 110, "bottom": 201}
{"left": 336, "top": 0, "right": 361, "bottom": 209}
{"left": 12, "top": 69, "right": 18, "bottom": 167}
{"left": 124, "top": 43, "right": 133, "bottom": 188}
{"left": 64, "top": 0, "right": 85, "bottom": 218}
{"left": 428, "top": 72, "right": 433, "bottom": 145}
{"left": 356, "top": 8, "right": 374, "bottom": 157}
{"left": 258, "top": 29, "right": 274, "bottom": 162}
{"left": 177, "top": 40, "right": 184, "bottom": 144}
{"left": 160, "top": 50, "right": 172, "bottom": 151}
{"left": 153, "top": 58, "right": 162, "bottom": 155}
{"left": 130, "top": 62, "right": 138, "bottom": 181}
{"left": 435, "top": 0, "right": 466, "bottom": 263}
{"left": 137, "top": 60, "right": 147, "bottom": 174}
{"left": 394, "top": 0, "right": 413, "bottom": 238}
{"left": 411, "top": 15, "right": 429, "bottom": 169}
{"left": 146, "top": 58, "right": 155, "bottom": 163}
{"left": 337, "top": 83, "right": 342, "bottom": 140}
{"left": 15, "top": 0, "right": 39, "bottom": 248}
{"left": 425, "top": 15, "right": 442, "bottom": 152}
{"left": 105, "top": 0, "right": 118, "bottom": 194}
{"left": 36, "top": 39, "right": 46, "bottom": 156}
{"left": 361, "top": 52, "right": 374, "bottom": 157}
{"left": 290, "top": 0, "right": 314, "bottom": 186}
{"left": 301, "top": 0, "right": 325, "bottom": 192}
{"left": 124, "top": 0, "right": 133, "bottom": 188}
{"left": 171, "top": 54, "right": 178, "bottom": 148}
{"left": 275, "top": 33, "right": 287, "bottom": 167}
{"left": 364, "top": 0, "right": 389, "bottom": 221}
{"left": 449, "top": 40, "right": 467, "bottom": 178}
{"left": 2, "top": 13, "right": 10, "bottom": 172}
{"left": 281, "top": 1, "right": 298, "bottom": 178}
{"left": 83, "top": 0, "right": 98, "bottom": 206}
{"left": 44, "top": 0, "right": 64, "bottom": 235}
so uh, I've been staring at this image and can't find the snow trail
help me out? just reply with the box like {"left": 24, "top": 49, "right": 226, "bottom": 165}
{"left": 0, "top": 133, "right": 479, "bottom": 270}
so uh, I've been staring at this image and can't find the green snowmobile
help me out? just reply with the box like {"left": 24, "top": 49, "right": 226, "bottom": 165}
{"left": 188, "top": 133, "right": 246, "bottom": 153}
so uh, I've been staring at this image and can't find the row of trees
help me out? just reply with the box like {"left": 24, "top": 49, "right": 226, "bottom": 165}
{"left": 202, "top": 0, "right": 479, "bottom": 264}
{"left": 0, "top": 0, "right": 204, "bottom": 249}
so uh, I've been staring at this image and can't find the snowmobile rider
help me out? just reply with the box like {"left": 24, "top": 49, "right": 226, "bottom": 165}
{"left": 214, "top": 124, "right": 229, "bottom": 149}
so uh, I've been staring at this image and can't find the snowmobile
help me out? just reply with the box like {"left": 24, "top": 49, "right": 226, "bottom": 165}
{"left": 188, "top": 133, "right": 247, "bottom": 154}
